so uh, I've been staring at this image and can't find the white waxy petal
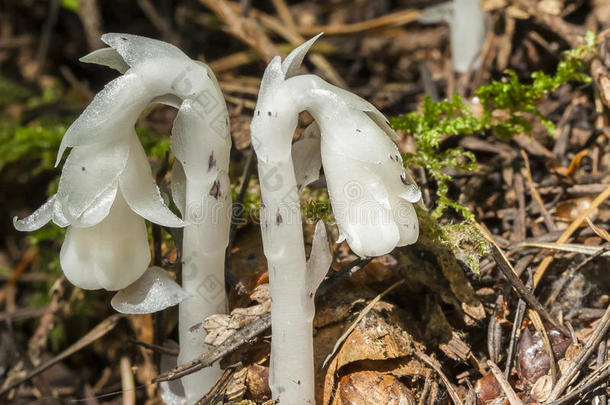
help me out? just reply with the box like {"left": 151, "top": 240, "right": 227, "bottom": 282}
{"left": 52, "top": 198, "right": 70, "bottom": 227}
{"left": 56, "top": 73, "right": 149, "bottom": 164}
{"left": 391, "top": 197, "right": 419, "bottom": 246}
{"left": 56, "top": 138, "right": 129, "bottom": 226}
{"left": 309, "top": 96, "right": 401, "bottom": 165}
{"left": 111, "top": 266, "right": 189, "bottom": 314}
{"left": 325, "top": 84, "right": 398, "bottom": 140}
{"left": 322, "top": 154, "right": 400, "bottom": 257}
{"left": 152, "top": 94, "right": 183, "bottom": 108}
{"left": 101, "top": 33, "right": 185, "bottom": 68}
{"left": 292, "top": 122, "right": 322, "bottom": 192}
{"left": 119, "top": 133, "right": 184, "bottom": 228}
{"left": 281, "top": 33, "right": 323, "bottom": 79}
{"left": 60, "top": 192, "right": 151, "bottom": 291}
{"left": 305, "top": 220, "right": 332, "bottom": 294}
{"left": 399, "top": 184, "right": 422, "bottom": 203}
{"left": 13, "top": 195, "right": 57, "bottom": 231}
{"left": 79, "top": 47, "right": 129, "bottom": 73}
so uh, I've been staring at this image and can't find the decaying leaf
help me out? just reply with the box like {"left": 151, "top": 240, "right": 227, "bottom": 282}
{"left": 320, "top": 300, "right": 427, "bottom": 405}
{"left": 474, "top": 373, "right": 502, "bottom": 404}
{"left": 333, "top": 371, "right": 415, "bottom": 405}
{"left": 204, "top": 284, "right": 270, "bottom": 346}
{"left": 530, "top": 374, "right": 553, "bottom": 402}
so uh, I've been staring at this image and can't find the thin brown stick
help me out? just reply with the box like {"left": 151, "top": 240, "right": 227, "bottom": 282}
{"left": 490, "top": 244, "right": 569, "bottom": 336}
{"left": 520, "top": 149, "right": 557, "bottom": 232}
{"left": 270, "top": 0, "right": 296, "bottom": 29}
{"left": 530, "top": 310, "right": 558, "bottom": 383}
{"left": 547, "top": 364, "right": 610, "bottom": 405}
{"left": 130, "top": 340, "right": 179, "bottom": 356}
{"left": 153, "top": 312, "right": 270, "bottom": 383}
{"left": 0, "top": 314, "right": 124, "bottom": 397}
{"left": 297, "top": 8, "right": 421, "bottom": 36}
{"left": 504, "top": 272, "right": 531, "bottom": 378}
{"left": 533, "top": 184, "right": 610, "bottom": 288}
{"left": 546, "top": 303, "right": 610, "bottom": 401}
{"left": 199, "top": 0, "right": 280, "bottom": 63}
{"left": 416, "top": 350, "right": 464, "bottom": 405}
{"left": 196, "top": 366, "right": 237, "bottom": 405}
{"left": 487, "top": 360, "right": 524, "bottom": 405}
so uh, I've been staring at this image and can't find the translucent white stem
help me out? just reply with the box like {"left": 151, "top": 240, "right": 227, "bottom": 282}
{"left": 257, "top": 158, "right": 316, "bottom": 404}
{"left": 178, "top": 179, "right": 228, "bottom": 404}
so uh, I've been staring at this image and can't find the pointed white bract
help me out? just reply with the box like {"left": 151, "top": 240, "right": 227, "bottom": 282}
{"left": 250, "top": 34, "right": 420, "bottom": 404}
{"left": 111, "top": 266, "right": 190, "bottom": 314}
{"left": 14, "top": 34, "right": 232, "bottom": 403}
{"left": 418, "top": 0, "right": 487, "bottom": 72}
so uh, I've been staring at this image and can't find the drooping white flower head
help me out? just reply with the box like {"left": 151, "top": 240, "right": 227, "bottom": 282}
{"left": 251, "top": 34, "right": 421, "bottom": 258}
{"left": 14, "top": 34, "right": 229, "bottom": 291}
{"left": 418, "top": 0, "right": 487, "bottom": 72}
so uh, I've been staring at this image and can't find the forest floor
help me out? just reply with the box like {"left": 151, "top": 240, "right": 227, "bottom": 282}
{"left": 1, "top": 0, "right": 610, "bottom": 404}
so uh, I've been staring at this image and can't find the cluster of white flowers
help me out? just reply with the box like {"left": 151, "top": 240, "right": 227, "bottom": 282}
{"left": 250, "top": 34, "right": 421, "bottom": 404}
{"left": 15, "top": 33, "right": 427, "bottom": 405}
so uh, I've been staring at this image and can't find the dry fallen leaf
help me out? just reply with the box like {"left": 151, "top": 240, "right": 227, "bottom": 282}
{"left": 204, "top": 284, "right": 270, "bottom": 346}
{"left": 320, "top": 300, "right": 424, "bottom": 405}
{"left": 333, "top": 371, "right": 415, "bottom": 405}
{"left": 474, "top": 373, "right": 502, "bottom": 405}
{"left": 246, "top": 364, "right": 272, "bottom": 403}
{"left": 530, "top": 374, "right": 553, "bottom": 402}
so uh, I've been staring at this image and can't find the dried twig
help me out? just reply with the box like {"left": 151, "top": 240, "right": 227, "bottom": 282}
{"left": 199, "top": 0, "right": 279, "bottom": 63}
{"left": 504, "top": 272, "right": 532, "bottom": 378}
{"left": 520, "top": 149, "right": 557, "bottom": 231}
{"left": 320, "top": 278, "right": 405, "bottom": 369}
{"left": 533, "top": 184, "right": 610, "bottom": 288}
{"left": 546, "top": 303, "right": 610, "bottom": 401}
{"left": 153, "top": 312, "right": 270, "bottom": 383}
{"left": 490, "top": 244, "right": 569, "bottom": 336}
{"left": 416, "top": 350, "right": 464, "bottom": 405}
{"left": 0, "top": 314, "right": 124, "bottom": 397}
{"left": 297, "top": 8, "right": 420, "bottom": 36}
{"left": 487, "top": 360, "right": 524, "bottom": 405}
{"left": 543, "top": 245, "right": 610, "bottom": 307}
{"left": 196, "top": 366, "right": 237, "bottom": 405}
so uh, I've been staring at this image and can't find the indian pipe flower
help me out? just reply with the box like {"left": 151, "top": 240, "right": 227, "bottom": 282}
{"left": 15, "top": 33, "right": 232, "bottom": 402}
{"left": 250, "top": 34, "right": 420, "bottom": 404}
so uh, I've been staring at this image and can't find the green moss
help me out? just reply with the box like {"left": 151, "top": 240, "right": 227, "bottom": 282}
{"left": 391, "top": 34, "right": 595, "bottom": 219}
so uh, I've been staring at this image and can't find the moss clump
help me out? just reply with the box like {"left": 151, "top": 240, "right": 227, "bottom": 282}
{"left": 391, "top": 33, "right": 595, "bottom": 219}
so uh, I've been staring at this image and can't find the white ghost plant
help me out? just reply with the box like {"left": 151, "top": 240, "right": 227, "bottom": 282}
{"left": 250, "top": 34, "right": 421, "bottom": 404}
{"left": 418, "top": 0, "right": 487, "bottom": 72}
{"left": 14, "top": 34, "right": 231, "bottom": 403}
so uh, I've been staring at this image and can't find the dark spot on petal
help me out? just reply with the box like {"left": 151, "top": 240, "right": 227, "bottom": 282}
{"left": 356, "top": 129, "right": 361, "bottom": 133}
{"left": 267, "top": 111, "right": 272, "bottom": 116}
{"left": 400, "top": 174, "right": 409, "bottom": 185}
{"left": 309, "top": 292, "right": 313, "bottom": 298}
{"left": 276, "top": 210, "right": 283, "bottom": 225}
{"left": 257, "top": 110, "right": 260, "bottom": 116}
{"left": 208, "top": 152, "right": 216, "bottom": 171}
{"left": 120, "top": 36, "right": 128, "bottom": 41}
{"left": 209, "top": 180, "right": 220, "bottom": 199}
{"left": 81, "top": 166, "right": 86, "bottom": 171}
